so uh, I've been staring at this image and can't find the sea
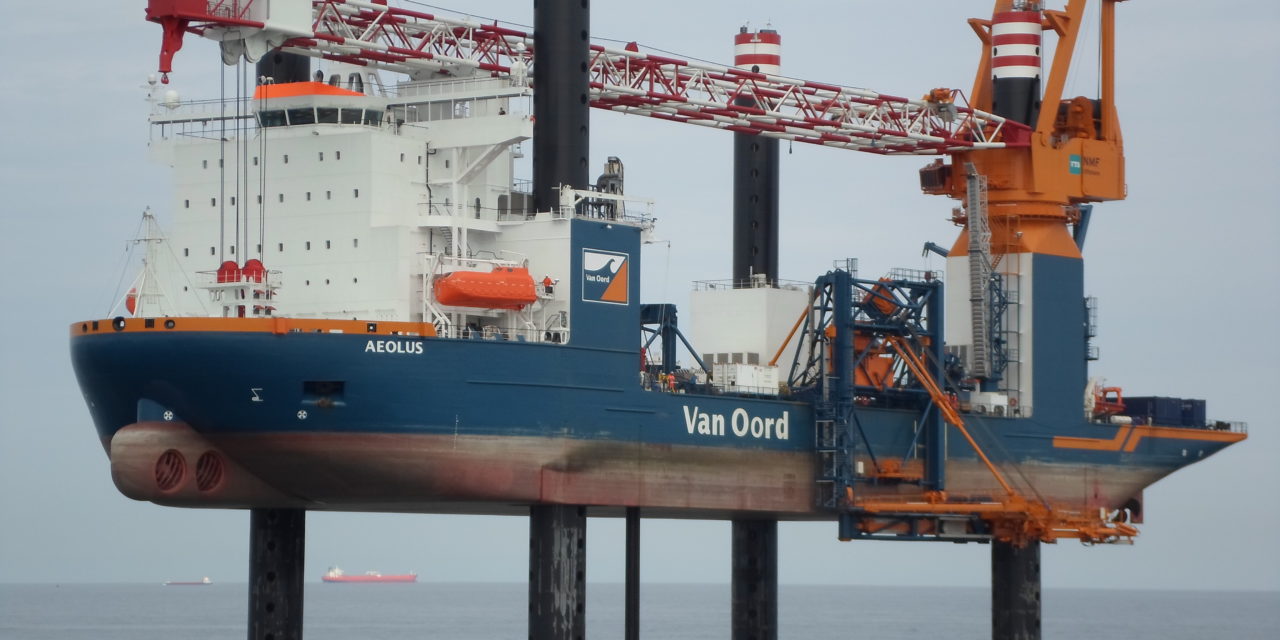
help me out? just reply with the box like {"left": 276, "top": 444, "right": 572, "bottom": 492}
{"left": 1, "top": 583, "right": 1275, "bottom": 639}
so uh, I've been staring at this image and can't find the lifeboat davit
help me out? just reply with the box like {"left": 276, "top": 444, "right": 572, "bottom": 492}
{"left": 434, "top": 267, "right": 537, "bottom": 310}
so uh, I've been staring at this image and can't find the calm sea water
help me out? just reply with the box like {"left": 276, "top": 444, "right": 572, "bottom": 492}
{"left": 1, "top": 583, "right": 1275, "bottom": 639}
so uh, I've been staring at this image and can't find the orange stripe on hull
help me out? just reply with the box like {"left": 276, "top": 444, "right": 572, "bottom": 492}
{"left": 1053, "top": 425, "right": 1245, "bottom": 452}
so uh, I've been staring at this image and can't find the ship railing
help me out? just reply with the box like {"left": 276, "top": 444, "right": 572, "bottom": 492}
{"left": 713, "top": 383, "right": 784, "bottom": 397}
{"left": 418, "top": 189, "right": 537, "bottom": 222}
{"left": 885, "top": 267, "right": 943, "bottom": 283}
{"left": 438, "top": 325, "right": 564, "bottom": 344}
{"left": 1206, "top": 420, "right": 1248, "bottom": 434}
{"left": 691, "top": 277, "right": 810, "bottom": 292}
{"left": 557, "top": 186, "right": 655, "bottom": 228}
{"left": 150, "top": 97, "right": 253, "bottom": 124}
{"left": 194, "top": 269, "right": 284, "bottom": 290}
{"left": 389, "top": 77, "right": 530, "bottom": 102}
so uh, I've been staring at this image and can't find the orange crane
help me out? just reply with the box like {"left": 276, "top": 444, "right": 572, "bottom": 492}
{"left": 923, "top": 0, "right": 1124, "bottom": 248}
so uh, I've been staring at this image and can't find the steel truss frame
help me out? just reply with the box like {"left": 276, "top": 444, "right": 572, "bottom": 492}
{"left": 789, "top": 269, "right": 945, "bottom": 516}
{"left": 788, "top": 268, "right": 1135, "bottom": 545}
{"left": 146, "top": 0, "right": 1030, "bottom": 155}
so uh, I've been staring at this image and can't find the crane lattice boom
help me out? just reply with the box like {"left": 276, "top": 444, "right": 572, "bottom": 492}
{"left": 148, "top": 0, "right": 1029, "bottom": 155}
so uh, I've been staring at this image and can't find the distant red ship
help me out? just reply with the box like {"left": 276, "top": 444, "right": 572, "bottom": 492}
{"left": 321, "top": 567, "right": 417, "bottom": 583}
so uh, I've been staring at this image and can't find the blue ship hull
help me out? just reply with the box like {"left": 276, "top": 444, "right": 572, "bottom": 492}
{"left": 70, "top": 321, "right": 1241, "bottom": 521}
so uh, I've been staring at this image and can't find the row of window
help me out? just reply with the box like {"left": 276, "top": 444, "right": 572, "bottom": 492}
{"left": 182, "top": 238, "right": 361, "bottom": 257}
{"left": 185, "top": 189, "right": 361, "bottom": 208}
{"left": 200, "top": 151, "right": 426, "bottom": 167}
{"left": 202, "top": 151, "right": 342, "bottom": 169}
{"left": 258, "top": 108, "right": 383, "bottom": 128}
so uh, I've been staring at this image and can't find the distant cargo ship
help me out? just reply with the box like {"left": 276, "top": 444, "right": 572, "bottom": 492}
{"left": 164, "top": 577, "right": 211, "bottom": 586}
{"left": 322, "top": 567, "right": 417, "bottom": 584}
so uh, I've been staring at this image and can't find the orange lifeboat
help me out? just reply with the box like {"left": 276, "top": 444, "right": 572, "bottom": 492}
{"left": 434, "top": 267, "right": 537, "bottom": 310}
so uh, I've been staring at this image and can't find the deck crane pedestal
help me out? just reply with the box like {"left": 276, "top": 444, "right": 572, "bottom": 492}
{"left": 116, "top": 2, "right": 1248, "bottom": 640}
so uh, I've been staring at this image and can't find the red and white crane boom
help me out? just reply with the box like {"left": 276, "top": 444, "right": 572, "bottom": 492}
{"left": 146, "top": 0, "right": 1029, "bottom": 155}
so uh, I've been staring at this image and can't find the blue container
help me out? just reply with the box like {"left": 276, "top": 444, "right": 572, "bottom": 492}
{"left": 1180, "top": 399, "right": 1207, "bottom": 428}
{"left": 1123, "top": 396, "right": 1184, "bottom": 425}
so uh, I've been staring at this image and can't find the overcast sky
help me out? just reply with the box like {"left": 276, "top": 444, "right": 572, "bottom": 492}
{"left": 1, "top": 0, "right": 1277, "bottom": 593}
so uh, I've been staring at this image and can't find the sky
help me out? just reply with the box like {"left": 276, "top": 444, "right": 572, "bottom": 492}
{"left": 1, "top": 0, "right": 1277, "bottom": 595}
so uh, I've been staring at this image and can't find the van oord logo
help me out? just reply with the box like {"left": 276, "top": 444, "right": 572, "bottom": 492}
{"left": 582, "top": 249, "right": 629, "bottom": 305}
{"left": 1070, "top": 154, "right": 1101, "bottom": 176}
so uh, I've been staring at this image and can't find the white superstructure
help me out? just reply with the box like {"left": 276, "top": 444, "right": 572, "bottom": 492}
{"left": 144, "top": 62, "right": 651, "bottom": 343}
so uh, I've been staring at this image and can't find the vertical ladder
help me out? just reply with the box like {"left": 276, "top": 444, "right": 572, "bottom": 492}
{"left": 966, "top": 164, "right": 993, "bottom": 380}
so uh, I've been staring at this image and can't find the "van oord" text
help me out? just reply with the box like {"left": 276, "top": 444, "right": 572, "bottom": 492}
{"left": 682, "top": 405, "right": 789, "bottom": 440}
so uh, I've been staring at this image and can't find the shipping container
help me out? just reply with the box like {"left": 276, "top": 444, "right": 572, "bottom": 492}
{"left": 1122, "top": 396, "right": 1184, "bottom": 426}
{"left": 1180, "top": 399, "right": 1207, "bottom": 428}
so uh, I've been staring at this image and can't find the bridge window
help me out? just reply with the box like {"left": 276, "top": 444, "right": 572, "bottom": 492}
{"left": 258, "top": 110, "right": 286, "bottom": 128}
{"left": 317, "top": 108, "right": 338, "bottom": 124}
{"left": 287, "top": 108, "right": 315, "bottom": 126}
{"left": 362, "top": 110, "right": 381, "bottom": 126}
{"left": 340, "top": 108, "right": 361, "bottom": 125}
